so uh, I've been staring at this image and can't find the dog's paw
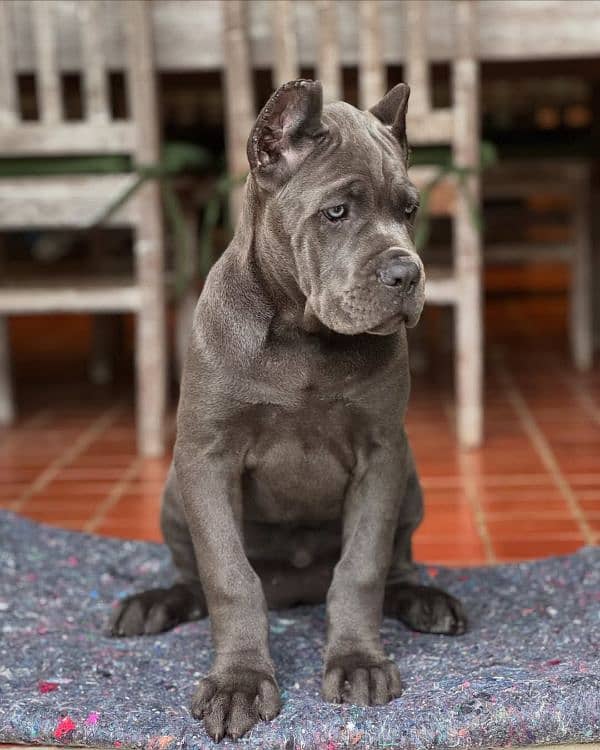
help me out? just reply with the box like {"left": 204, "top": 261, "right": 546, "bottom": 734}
{"left": 322, "top": 653, "right": 402, "bottom": 706}
{"left": 110, "top": 584, "right": 206, "bottom": 637}
{"left": 191, "top": 667, "right": 280, "bottom": 741}
{"left": 384, "top": 583, "right": 467, "bottom": 635}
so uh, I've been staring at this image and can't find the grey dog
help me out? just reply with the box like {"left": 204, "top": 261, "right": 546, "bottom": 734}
{"left": 110, "top": 80, "right": 467, "bottom": 741}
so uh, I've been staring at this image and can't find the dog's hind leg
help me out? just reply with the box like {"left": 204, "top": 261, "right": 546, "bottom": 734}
{"left": 383, "top": 447, "right": 468, "bottom": 635}
{"left": 110, "top": 465, "right": 207, "bottom": 637}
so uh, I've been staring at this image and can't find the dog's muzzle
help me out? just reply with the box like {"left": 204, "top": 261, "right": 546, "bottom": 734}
{"left": 364, "top": 254, "right": 424, "bottom": 334}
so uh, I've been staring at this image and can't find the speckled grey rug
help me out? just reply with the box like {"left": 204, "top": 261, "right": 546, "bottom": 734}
{"left": 0, "top": 511, "right": 598, "bottom": 750}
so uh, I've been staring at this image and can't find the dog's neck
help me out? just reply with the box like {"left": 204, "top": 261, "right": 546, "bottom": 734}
{"left": 239, "top": 178, "right": 329, "bottom": 338}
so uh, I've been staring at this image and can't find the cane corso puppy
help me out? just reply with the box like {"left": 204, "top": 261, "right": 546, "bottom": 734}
{"left": 111, "top": 80, "right": 467, "bottom": 741}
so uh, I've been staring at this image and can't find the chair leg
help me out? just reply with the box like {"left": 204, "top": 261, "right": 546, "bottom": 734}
{"left": 134, "top": 183, "right": 167, "bottom": 457}
{"left": 455, "top": 279, "right": 483, "bottom": 449}
{"left": 570, "top": 173, "right": 593, "bottom": 371}
{"left": 453, "top": 166, "right": 483, "bottom": 448}
{"left": 452, "top": 38, "right": 483, "bottom": 447}
{"left": 0, "top": 316, "right": 15, "bottom": 425}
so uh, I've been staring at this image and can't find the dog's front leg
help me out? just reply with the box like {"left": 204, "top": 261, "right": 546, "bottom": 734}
{"left": 175, "top": 448, "right": 280, "bottom": 741}
{"left": 323, "top": 441, "right": 407, "bottom": 705}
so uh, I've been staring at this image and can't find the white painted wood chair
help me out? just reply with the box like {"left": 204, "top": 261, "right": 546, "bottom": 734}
{"left": 221, "top": 0, "right": 483, "bottom": 447}
{"left": 403, "top": 0, "right": 483, "bottom": 448}
{"left": 0, "top": 0, "right": 166, "bottom": 457}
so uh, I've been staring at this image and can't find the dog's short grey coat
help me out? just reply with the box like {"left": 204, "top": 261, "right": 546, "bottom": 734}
{"left": 111, "top": 80, "right": 467, "bottom": 742}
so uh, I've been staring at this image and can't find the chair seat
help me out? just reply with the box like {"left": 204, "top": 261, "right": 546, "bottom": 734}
{"left": 0, "top": 174, "right": 139, "bottom": 229}
{"left": 0, "top": 275, "right": 142, "bottom": 313}
{"left": 425, "top": 266, "right": 458, "bottom": 304}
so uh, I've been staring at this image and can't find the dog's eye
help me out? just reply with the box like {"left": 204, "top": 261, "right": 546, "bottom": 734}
{"left": 323, "top": 204, "right": 347, "bottom": 222}
{"left": 404, "top": 202, "right": 419, "bottom": 220}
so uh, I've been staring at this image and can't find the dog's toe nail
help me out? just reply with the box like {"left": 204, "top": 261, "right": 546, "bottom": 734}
{"left": 144, "top": 604, "right": 169, "bottom": 634}
{"left": 384, "top": 662, "right": 403, "bottom": 698}
{"left": 369, "top": 667, "right": 389, "bottom": 705}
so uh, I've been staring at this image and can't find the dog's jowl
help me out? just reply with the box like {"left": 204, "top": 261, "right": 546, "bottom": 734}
{"left": 110, "top": 80, "right": 467, "bottom": 742}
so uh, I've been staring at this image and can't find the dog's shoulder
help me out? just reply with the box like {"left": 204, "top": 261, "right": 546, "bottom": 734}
{"left": 188, "top": 242, "right": 274, "bottom": 367}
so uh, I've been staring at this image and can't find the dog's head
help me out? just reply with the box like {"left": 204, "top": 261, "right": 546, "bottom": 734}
{"left": 247, "top": 79, "right": 424, "bottom": 335}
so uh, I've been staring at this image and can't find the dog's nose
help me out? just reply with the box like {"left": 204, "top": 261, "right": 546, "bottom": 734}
{"left": 377, "top": 258, "right": 421, "bottom": 292}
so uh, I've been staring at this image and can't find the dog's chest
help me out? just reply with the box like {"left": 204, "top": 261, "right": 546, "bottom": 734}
{"left": 239, "top": 333, "right": 403, "bottom": 522}
{"left": 243, "top": 396, "right": 359, "bottom": 522}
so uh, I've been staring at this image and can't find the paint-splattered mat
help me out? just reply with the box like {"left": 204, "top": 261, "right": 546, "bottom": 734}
{"left": 0, "top": 511, "right": 598, "bottom": 750}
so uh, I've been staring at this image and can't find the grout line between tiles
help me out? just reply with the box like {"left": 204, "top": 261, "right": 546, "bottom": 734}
{"left": 562, "top": 473, "right": 600, "bottom": 483}
{"left": 85, "top": 458, "right": 141, "bottom": 533}
{"left": 421, "top": 474, "right": 551, "bottom": 488}
{"left": 493, "top": 354, "right": 595, "bottom": 546}
{"left": 9, "top": 404, "right": 124, "bottom": 512}
{"left": 441, "top": 397, "right": 497, "bottom": 564}
{"left": 539, "top": 345, "right": 600, "bottom": 424}
{"left": 576, "top": 492, "right": 600, "bottom": 501}
{"left": 483, "top": 509, "right": 590, "bottom": 519}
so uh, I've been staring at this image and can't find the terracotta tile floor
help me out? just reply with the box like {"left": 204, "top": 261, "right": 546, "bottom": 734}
{"left": 1, "top": 293, "right": 599, "bottom": 566}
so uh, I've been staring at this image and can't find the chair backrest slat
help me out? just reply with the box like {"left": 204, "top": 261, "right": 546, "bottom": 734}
{"left": 316, "top": 0, "right": 342, "bottom": 104}
{"left": 405, "top": 0, "right": 432, "bottom": 119}
{"left": 222, "top": 0, "right": 255, "bottom": 218}
{"left": 32, "top": 0, "right": 62, "bottom": 124}
{"left": 272, "top": 0, "right": 299, "bottom": 86}
{"left": 0, "top": 1, "right": 18, "bottom": 126}
{"left": 124, "top": 0, "right": 160, "bottom": 165}
{"left": 358, "top": 0, "right": 385, "bottom": 110}
{"left": 80, "top": 0, "right": 110, "bottom": 124}
{"left": 453, "top": 0, "right": 479, "bottom": 168}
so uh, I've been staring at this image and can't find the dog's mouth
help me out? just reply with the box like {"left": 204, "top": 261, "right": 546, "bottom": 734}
{"left": 365, "top": 293, "right": 425, "bottom": 334}
{"left": 313, "top": 280, "right": 424, "bottom": 336}
{"left": 366, "top": 313, "right": 407, "bottom": 336}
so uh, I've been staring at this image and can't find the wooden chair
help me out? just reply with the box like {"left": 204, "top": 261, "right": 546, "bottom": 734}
{"left": 403, "top": 0, "right": 483, "bottom": 448}
{"left": 0, "top": 0, "right": 166, "bottom": 457}
{"left": 221, "top": 0, "right": 483, "bottom": 447}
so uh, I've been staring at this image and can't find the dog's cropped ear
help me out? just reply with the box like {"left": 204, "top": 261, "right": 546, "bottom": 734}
{"left": 247, "top": 79, "right": 328, "bottom": 191}
{"left": 369, "top": 83, "right": 410, "bottom": 160}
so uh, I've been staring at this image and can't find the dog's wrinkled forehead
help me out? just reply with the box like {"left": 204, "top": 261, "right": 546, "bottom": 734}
{"left": 285, "top": 101, "right": 410, "bottom": 205}
{"left": 323, "top": 101, "right": 405, "bottom": 163}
